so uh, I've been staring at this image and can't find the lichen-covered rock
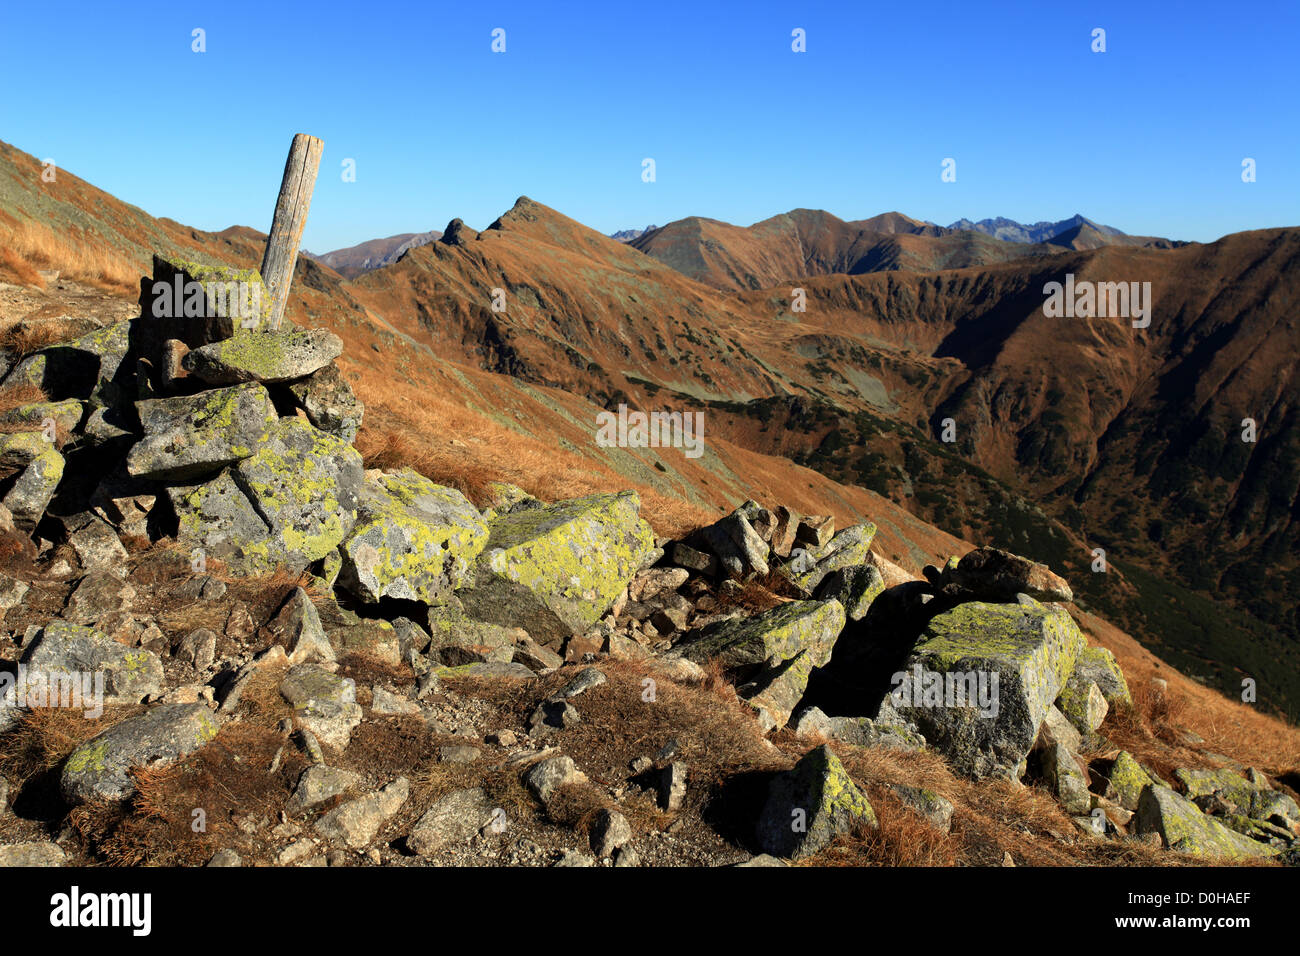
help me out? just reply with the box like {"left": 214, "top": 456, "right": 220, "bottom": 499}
{"left": 182, "top": 328, "right": 343, "bottom": 385}
{"left": 426, "top": 599, "right": 519, "bottom": 663}
{"left": 168, "top": 469, "right": 277, "bottom": 568}
{"left": 0, "top": 432, "right": 64, "bottom": 530}
{"left": 22, "top": 620, "right": 163, "bottom": 706}
{"left": 757, "top": 745, "right": 876, "bottom": 859}
{"left": 458, "top": 491, "right": 654, "bottom": 643}
{"left": 143, "top": 256, "right": 273, "bottom": 347}
{"left": 1043, "top": 742, "right": 1092, "bottom": 814}
{"left": 285, "top": 364, "right": 364, "bottom": 443}
{"left": 60, "top": 703, "right": 221, "bottom": 803}
{"left": 1065, "top": 645, "right": 1132, "bottom": 707}
{"left": 677, "top": 599, "right": 846, "bottom": 681}
{"left": 947, "top": 547, "right": 1074, "bottom": 603}
{"left": 816, "top": 562, "right": 885, "bottom": 621}
{"left": 230, "top": 417, "right": 363, "bottom": 570}
{"left": 127, "top": 382, "right": 277, "bottom": 480}
{"left": 893, "top": 598, "right": 1086, "bottom": 779}
{"left": 426, "top": 660, "right": 536, "bottom": 681}
{"left": 1135, "top": 785, "right": 1277, "bottom": 860}
{"left": 1105, "top": 751, "right": 1155, "bottom": 811}
{"left": 692, "top": 510, "right": 770, "bottom": 580}
{"left": 338, "top": 469, "right": 488, "bottom": 604}
{"left": 782, "top": 523, "right": 877, "bottom": 596}
{"left": 279, "top": 664, "right": 362, "bottom": 750}
{"left": 2, "top": 319, "right": 133, "bottom": 406}
{"left": 1173, "top": 767, "right": 1260, "bottom": 816}
{"left": 739, "top": 649, "right": 817, "bottom": 732}
{"left": 1251, "top": 788, "right": 1300, "bottom": 830}
{"left": 0, "top": 398, "right": 83, "bottom": 434}
{"left": 1056, "top": 678, "right": 1108, "bottom": 735}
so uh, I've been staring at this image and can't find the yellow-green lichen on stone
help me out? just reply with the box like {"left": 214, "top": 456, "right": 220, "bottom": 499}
{"left": 337, "top": 468, "right": 489, "bottom": 604}
{"left": 458, "top": 491, "right": 655, "bottom": 643}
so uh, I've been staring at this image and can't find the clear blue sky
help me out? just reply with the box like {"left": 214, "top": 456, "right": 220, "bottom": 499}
{"left": 2, "top": 0, "right": 1296, "bottom": 252}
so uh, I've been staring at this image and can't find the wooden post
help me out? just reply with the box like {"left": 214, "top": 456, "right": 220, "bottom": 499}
{"left": 260, "top": 133, "right": 323, "bottom": 329}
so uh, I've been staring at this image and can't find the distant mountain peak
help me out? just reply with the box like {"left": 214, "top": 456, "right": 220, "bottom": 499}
{"left": 610, "top": 225, "right": 657, "bottom": 242}
{"left": 945, "top": 214, "right": 1129, "bottom": 245}
{"left": 307, "top": 229, "right": 442, "bottom": 279}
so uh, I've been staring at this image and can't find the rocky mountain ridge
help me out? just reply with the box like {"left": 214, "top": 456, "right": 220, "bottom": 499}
{"left": 0, "top": 255, "right": 1295, "bottom": 867}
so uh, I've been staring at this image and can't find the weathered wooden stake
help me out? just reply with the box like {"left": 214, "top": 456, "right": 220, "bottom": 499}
{"left": 260, "top": 133, "right": 323, "bottom": 329}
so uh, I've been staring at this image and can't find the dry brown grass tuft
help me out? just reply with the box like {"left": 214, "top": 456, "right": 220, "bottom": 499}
{"left": 0, "top": 246, "right": 44, "bottom": 288}
{"left": 0, "top": 705, "right": 136, "bottom": 828}
{"left": 0, "top": 318, "right": 79, "bottom": 357}
{"left": 356, "top": 425, "right": 501, "bottom": 505}
{"left": 90, "top": 720, "right": 299, "bottom": 866}
{"left": 0, "top": 383, "right": 49, "bottom": 412}
{"left": 845, "top": 790, "right": 959, "bottom": 866}
{"left": 0, "top": 220, "right": 137, "bottom": 293}
{"left": 716, "top": 578, "right": 788, "bottom": 614}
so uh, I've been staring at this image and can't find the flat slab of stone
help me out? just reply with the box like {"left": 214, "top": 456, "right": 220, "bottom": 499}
{"left": 60, "top": 703, "right": 221, "bottom": 803}
{"left": 127, "top": 383, "right": 277, "bottom": 481}
{"left": 314, "top": 777, "right": 409, "bottom": 849}
{"left": 22, "top": 620, "right": 163, "bottom": 706}
{"left": 676, "top": 599, "right": 846, "bottom": 679}
{"left": 182, "top": 328, "right": 343, "bottom": 385}
{"left": 408, "top": 787, "right": 494, "bottom": 855}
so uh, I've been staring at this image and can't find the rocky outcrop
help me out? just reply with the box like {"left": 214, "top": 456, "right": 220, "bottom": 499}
{"left": 339, "top": 469, "right": 488, "bottom": 603}
{"left": 892, "top": 598, "right": 1086, "bottom": 779}
{"left": 756, "top": 745, "right": 876, "bottom": 859}
{"left": 459, "top": 492, "right": 655, "bottom": 643}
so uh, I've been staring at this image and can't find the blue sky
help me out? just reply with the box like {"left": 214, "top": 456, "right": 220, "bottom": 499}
{"left": 2, "top": 0, "right": 1296, "bottom": 252}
